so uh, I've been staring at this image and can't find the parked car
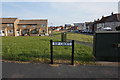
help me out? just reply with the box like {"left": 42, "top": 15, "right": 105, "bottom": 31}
{"left": 102, "top": 27, "right": 112, "bottom": 31}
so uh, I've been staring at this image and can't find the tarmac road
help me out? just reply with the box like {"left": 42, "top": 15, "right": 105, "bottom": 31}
{"left": 2, "top": 61, "right": 120, "bottom": 78}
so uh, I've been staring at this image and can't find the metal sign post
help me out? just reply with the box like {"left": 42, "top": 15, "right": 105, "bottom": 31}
{"left": 50, "top": 40, "right": 74, "bottom": 65}
{"left": 50, "top": 40, "right": 53, "bottom": 64}
{"left": 72, "top": 40, "right": 74, "bottom": 65}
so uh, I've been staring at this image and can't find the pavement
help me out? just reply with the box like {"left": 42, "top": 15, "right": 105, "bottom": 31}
{"left": 2, "top": 61, "right": 120, "bottom": 78}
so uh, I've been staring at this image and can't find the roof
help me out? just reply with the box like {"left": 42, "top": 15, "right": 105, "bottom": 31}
{"left": 96, "top": 13, "right": 120, "bottom": 23}
{"left": 105, "top": 14, "right": 120, "bottom": 22}
{"left": 0, "top": 18, "right": 18, "bottom": 23}
{"left": 18, "top": 19, "right": 47, "bottom": 25}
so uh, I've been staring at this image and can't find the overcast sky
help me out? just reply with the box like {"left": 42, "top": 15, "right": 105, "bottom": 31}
{"left": 2, "top": 2, "right": 119, "bottom": 26}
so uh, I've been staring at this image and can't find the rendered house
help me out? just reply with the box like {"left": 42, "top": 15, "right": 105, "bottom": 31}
{"left": 0, "top": 18, "right": 48, "bottom": 36}
{"left": 96, "top": 13, "right": 120, "bottom": 31}
{"left": 83, "top": 22, "right": 94, "bottom": 33}
{"left": 0, "top": 18, "right": 19, "bottom": 36}
{"left": 73, "top": 23, "right": 84, "bottom": 31}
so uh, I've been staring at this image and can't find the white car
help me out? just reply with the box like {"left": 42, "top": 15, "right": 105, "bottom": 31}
{"left": 0, "top": 30, "right": 5, "bottom": 36}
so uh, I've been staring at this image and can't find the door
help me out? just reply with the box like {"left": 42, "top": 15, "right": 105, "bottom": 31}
{"left": 0, "top": 30, "right": 5, "bottom": 36}
{"left": 16, "top": 31, "right": 20, "bottom": 36}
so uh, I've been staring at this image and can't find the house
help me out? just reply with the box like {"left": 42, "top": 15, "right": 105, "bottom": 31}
{"left": 73, "top": 23, "right": 84, "bottom": 30}
{"left": 49, "top": 26, "right": 56, "bottom": 30}
{"left": 0, "top": 18, "right": 48, "bottom": 36}
{"left": 0, "top": 18, "right": 19, "bottom": 36}
{"left": 85, "top": 22, "right": 94, "bottom": 33}
{"left": 65, "top": 24, "right": 72, "bottom": 30}
{"left": 96, "top": 13, "right": 120, "bottom": 31}
{"left": 82, "top": 22, "right": 94, "bottom": 33}
{"left": 18, "top": 19, "right": 48, "bottom": 36}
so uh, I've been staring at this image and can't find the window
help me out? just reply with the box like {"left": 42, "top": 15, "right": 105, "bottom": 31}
{"left": 32, "top": 25, "right": 36, "bottom": 27}
{"left": 41, "top": 24, "right": 46, "bottom": 27}
{"left": 2, "top": 31, "right": 4, "bottom": 33}
{"left": 8, "top": 30, "right": 13, "bottom": 33}
{"left": 42, "top": 30, "right": 45, "bottom": 32}
{"left": 22, "top": 25, "right": 27, "bottom": 28}
{"left": 7, "top": 24, "right": 13, "bottom": 26}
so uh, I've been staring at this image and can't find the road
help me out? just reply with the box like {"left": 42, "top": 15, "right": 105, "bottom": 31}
{"left": 2, "top": 61, "right": 120, "bottom": 78}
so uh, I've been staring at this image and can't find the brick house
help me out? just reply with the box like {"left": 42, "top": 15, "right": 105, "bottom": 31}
{"left": 0, "top": 18, "right": 48, "bottom": 36}
{"left": 0, "top": 18, "right": 19, "bottom": 36}
{"left": 18, "top": 19, "right": 48, "bottom": 36}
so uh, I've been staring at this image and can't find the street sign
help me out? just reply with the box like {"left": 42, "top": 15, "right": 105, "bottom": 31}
{"left": 50, "top": 40, "right": 74, "bottom": 65}
{"left": 52, "top": 42, "right": 72, "bottom": 46}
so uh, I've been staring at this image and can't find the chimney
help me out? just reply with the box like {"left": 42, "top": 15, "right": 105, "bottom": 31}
{"left": 94, "top": 19, "right": 96, "bottom": 22}
{"left": 111, "top": 12, "right": 114, "bottom": 15}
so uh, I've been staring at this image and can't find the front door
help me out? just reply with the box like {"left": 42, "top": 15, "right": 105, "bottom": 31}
{"left": 0, "top": 30, "right": 5, "bottom": 36}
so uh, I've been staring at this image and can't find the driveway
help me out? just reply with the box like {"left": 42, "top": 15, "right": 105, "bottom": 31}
{"left": 2, "top": 61, "right": 120, "bottom": 78}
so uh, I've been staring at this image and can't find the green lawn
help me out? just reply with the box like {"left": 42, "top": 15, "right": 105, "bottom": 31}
{"left": 52, "top": 31, "right": 93, "bottom": 43}
{"left": 2, "top": 32, "right": 94, "bottom": 64}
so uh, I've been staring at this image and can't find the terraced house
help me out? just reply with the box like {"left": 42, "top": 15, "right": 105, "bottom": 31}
{"left": 0, "top": 18, "right": 19, "bottom": 36}
{"left": 0, "top": 18, "right": 48, "bottom": 36}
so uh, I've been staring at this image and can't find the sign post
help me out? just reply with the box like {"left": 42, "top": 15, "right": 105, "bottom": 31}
{"left": 72, "top": 40, "right": 74, "bottom": 65}
{"left": 50, "top": 40, "right": 74, "bottom": 65}
{"left": 50, "top": 40, "right": 53, "bottom": 64}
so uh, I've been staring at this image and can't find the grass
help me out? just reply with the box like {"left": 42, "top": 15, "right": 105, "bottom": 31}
{"left": 67, "top": 32, "right": 93, "bottom": 43}
{"left": 52, "top": 31, "right": 93, "bottom": 43}
{"left": 2, "top": 32, "right": 94, "bottom": 64}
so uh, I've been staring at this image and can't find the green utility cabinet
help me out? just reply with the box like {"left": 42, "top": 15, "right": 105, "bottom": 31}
{"left": 93, "top": 31, "right": 120, "bottom": 61}
{"left": 61, "top": 32, "right": 67, "bottom": 42}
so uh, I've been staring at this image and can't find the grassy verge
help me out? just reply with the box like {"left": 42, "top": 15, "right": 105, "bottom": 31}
{"left": 67, "top": 32, "right": 93, "bottom": 43}
{"left": 52, "top": 31, "right": 93, "bottom": 43}
{"left": 2, "top": 34, "right": 94, "bottom": 64}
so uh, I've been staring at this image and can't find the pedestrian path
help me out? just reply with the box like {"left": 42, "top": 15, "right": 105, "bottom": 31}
{"left": 2, "top": 61, "right": 119, "bottom": 78}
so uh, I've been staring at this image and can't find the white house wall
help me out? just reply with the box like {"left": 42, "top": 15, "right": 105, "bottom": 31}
{"left": 104, "top": 22, "right": 120, "bottom": 31}
{"left": 97, "top": 22, "right": 120, "bottom": 31}
{"left": 97, "top": 23, "right": 105, "bottom": 31}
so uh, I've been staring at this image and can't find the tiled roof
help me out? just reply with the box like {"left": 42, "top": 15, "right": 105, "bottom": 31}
{"left": 96, "top": 13, "right": 120, "bottom": 23}
{"left": 0, "top": 18, "right": 18, "bottom": 23}
{"left": 105, "top": 14, "right": 120, "bottom": 22}
{"left": 18, "top": 19, "right": 47, "bottom": 25}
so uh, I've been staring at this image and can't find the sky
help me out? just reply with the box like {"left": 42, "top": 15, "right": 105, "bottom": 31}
{"left": 1, "top": 2, "right": 119, "bottom": 26}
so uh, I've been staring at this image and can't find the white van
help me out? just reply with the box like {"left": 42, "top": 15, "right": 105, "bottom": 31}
{"left": 0, "top": 30, "right": 5, "bottom": 36}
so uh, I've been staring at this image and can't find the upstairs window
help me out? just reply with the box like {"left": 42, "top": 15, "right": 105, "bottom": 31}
{"left": 22, "top": 25, "right": 27, "bottom": 28}
{"left": 7, "top": 24, "right": 13, "bottom": 26}
{"left": 41, "top": 24, "right": 46, "bottom": 27}
{"left": 32, "top": 25, "right": 36, "bottom": 27}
